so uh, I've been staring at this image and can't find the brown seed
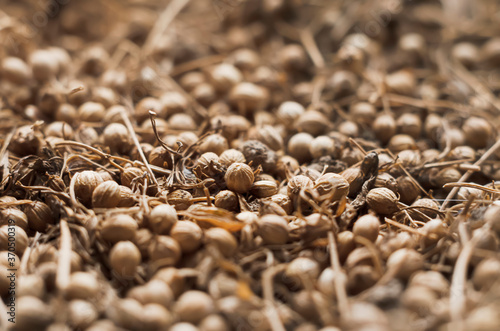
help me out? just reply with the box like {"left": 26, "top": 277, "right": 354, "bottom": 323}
{"left": 0, "top": 208, "right": 29, "bottom": 232}
{"left": 313, "top": 173, "right": 350, "bottom": 202}
{"left": 462, "top": 116, "right": 493, "bottom": 149}
{"left": 15, "top": 296, "right": 53, "bottom": 330}
{"left": 309, "top": 136, "right": 335, "bottom": 159}
{"left": 120, "top": 167, "right": 143, "bottom": 188}
{"left": 175, "top": 290, "right": 215, "bottom": 324}
{"left": 166, "top": 190, "right": 192, "bottom": 211}
{"left": 65, "top": 272, "right": 99, "bottom": 300}
{"left": 225, "top": 163, "right": 254, "bottom": 194}
{"left": 366, "top": 188, "right": 400, "bottom": 215}
{"left": 277, "top": 101, "right": 305, "bottom": 128}
{"left": 199, "top": 134, "right": 229, "bottom": 156}
{"left": 219, "top": 149, "right": 246, "bottom": 167}
{"left": 285, "top": 257, "right": 320, "bottom": 288}
{"left": 73, "top": 171, "right": 103, "bottom": 206}
{"left": 1, "top": 57, "right": 32, "bottom": 84}
{"left": 103, "top": 123, "right": 131, "bottom": 154}
{"left": 288, "top": 132, "right": 314, "bottom": 163}
{"left": 148, "top": 235, "right": 182, "bottom": 267}
{"left": 208, "top": 63, "right": 243, "bottom": 92}
{"left": 24, "top": 200, "right": 53, "bottom": 232}
{"left": 294, "top": 110, "right": 330, "bottom": 136}
{"left": 386, "top": 248, "right": 424, "bottom": 280}
{"left": 214, "top": 190, "right": 239, "bottom": 212}
{"left": 250, "top": 180, "right": 278, "bottom": 198}
{"left": 109, "top": 241, "right": 141, "bottom": 278}
{"left": 387, "top": 134, "right": 416, "bottom": 153}
{"left": 256, "top": 214, "right": 289, "bottom": 245}
{"left": 204, "top": 227, "right": 238, "bottom": 257}
{"left": 78, "top": 101, "right": 106, "bottom": 122}
{"left": 149, "top": 204, "right": 178, "bottom": 235}
{"left": 92, "top": 181, "right": 121, "bottom": 208}
{"left": 100, "top": 214, "right": 138, "bottom": 243}
{"left": 353, "top": 214, "right": 380, "bottom": 242}
{"left": 472, "top": 258, "right": 500, "bottom": 291}
{"left": 229, "top": 82, "right": 269, "bottom": 114}
{"left": 248, "top": 125, "right": 284, "bottom": 151}
{"left": 142, "top": 303, "right": 173, "bottom": 330}
{"left": 118, "top": 185, "right": 136, "bottom": 207}
{"left": 170, "top": 221, "right": 203, "bottom": 253}
{"left": 0, "top": 225, "right": 28, "bottom": 256}
{"left": 67, "top": 299, "right": 98, "bottom": 330}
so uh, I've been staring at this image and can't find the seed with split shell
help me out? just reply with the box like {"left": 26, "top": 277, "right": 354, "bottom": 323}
{"left": 225, "top": 163, "right": 254, "bottom": 194}
{"left": 110, "top": 241, "right": 141, "bottom": 278}
{"left": 170, "top": 221, "right": 203, "bottom": 253}
{"left": 73, "top": 171, "right": 104, "bottom": 206}
{"left": 204, "top": 227, "right": 238, "bottom": 257}
{"left": 100, "top": 214, "right": 138, "bottom": 243}
{"left": 313, "top": 173, "right": 349, "bottom": 202}
{"left": 149, "top": 204, "right": 178, "bottom": 235}
{"left": 366, "top": 188, "right": 400, "bottom": 215}
{"left": 250, "top": 180, "right": 278, "bottom": 198}
{"left": 256, "top": 214, "right": 289, "bottom": 245}
{"left": 92, "top": 181, "right": 121, "bottom": 208}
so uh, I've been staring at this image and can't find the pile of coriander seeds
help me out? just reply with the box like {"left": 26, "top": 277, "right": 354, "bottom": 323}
{"left": 1, "top": 0, "right": 500, "bottom": 330}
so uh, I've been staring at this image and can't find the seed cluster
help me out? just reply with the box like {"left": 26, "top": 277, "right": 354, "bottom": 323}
{"left": 1, "top": 1, "right": 500, "bottom": 330}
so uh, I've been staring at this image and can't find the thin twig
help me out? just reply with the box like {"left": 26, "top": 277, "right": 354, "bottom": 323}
{"left": 262, "top": 264, "right": 287, "bottom": 331}
{"left": 142, "top": 0, "right": 191, "bottom": 56}
{"left": 119, "top": 103, "right": 159, "bottom": 188}
{"left": 56, "top": 219, "right": 72, "bottom": 292}
{"left": 441, "top": 137, "right": 500, "bottom": 210}
{"left": 327, "top": 231, "right": 349, "bottom": 318}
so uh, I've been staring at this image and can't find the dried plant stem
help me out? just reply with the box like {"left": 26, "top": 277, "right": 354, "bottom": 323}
{"left": 171, "top": 54, "right": 226, "bottom": 76}
{"left": 423, "top": 158, "right": 474, "bottom": 169}
{"left": 0, "top": 126, "right": 16, "bottom": 160}
{"left": 19, "top": 232, "right": 41, "bottom": 274}
{"left": 56, "top": 219, "right": 72, "bottom": 292}
{"left": 119, "top": 106, "right": 159, "bottom": 187}
{"left": 300, "top": 28, "right": 325, "bottom": 69}
{"left": 262, "top": 264, "right": 287, "bottom": 331}
{"left": 142, "top": 0, "right": 191, "bottom": 56}
{"left": 441, "top": 137, "right": 500, "bottom": 210}
{"left": 327, "top": 231, "right": 349, "bottom": 318}
{"left": 444, "top": 182, "right": 500, "bottom": 194}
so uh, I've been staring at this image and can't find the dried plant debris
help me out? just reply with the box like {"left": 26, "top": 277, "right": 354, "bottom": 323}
{"left": 1, "top": 0, "right": 500, "bottom": 330}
